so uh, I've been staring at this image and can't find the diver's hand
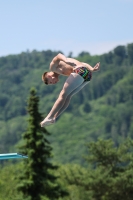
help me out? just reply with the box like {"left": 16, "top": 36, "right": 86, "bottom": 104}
{"left": 93, "top": 62, "right": 100, "bottom": 71}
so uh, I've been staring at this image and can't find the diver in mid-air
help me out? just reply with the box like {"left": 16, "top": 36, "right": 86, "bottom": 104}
{"left": 40, "top": 53, "right": 100, "bottom": 127}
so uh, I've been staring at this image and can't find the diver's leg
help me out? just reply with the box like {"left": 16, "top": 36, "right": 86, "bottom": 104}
{"left": 40, "top": 73, "right": 84, "bottom": 127}
{"left": 54, "top": 82, "right": 88, "bottom": 119}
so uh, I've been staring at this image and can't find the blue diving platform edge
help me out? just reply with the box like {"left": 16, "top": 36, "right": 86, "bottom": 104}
{"left": 0, "top": 153, "right": 28, "bottom": 160}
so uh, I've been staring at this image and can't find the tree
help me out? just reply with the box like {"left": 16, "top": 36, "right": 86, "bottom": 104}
{"left": 59, "top": 139, "right": 133, "bottom": 200}
{"left": 113, "top": 45, "right": 126, "bottom": 65}
{"left": 56, "top": 164, "right": 89, "bottom": 200}
{"left": 78, "top": 51, "right": 90, "bottom": 57}
{"left": 127, "top": 43, "right": 133, "bottom": 65}
{"left": 102, "top": 51, "right": 113, "bottom": 64}
{"left": 114, "top": 46, "right": 126, "bottom": 58}
{"left": 16, "top": 88, "right": 67, "bottom": 200}
{"left": 84, "top": 139, "right": 133, "bottom": 200}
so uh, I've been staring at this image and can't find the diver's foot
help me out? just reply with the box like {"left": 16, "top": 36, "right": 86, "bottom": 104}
{"left": 40, "top": 118, "right": 55, "bottom": 127}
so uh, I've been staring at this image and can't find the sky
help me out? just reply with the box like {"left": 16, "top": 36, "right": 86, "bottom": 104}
{"left": 0, "top": 0, "right": 133, "bottom": 57}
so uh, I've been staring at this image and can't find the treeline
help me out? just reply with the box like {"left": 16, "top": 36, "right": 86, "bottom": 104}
{"left": 1, "top": 139, "right": 133, "bottom": 200}
{"left": 0, "top": 89, "right": 133, "bottom": 200}
{"left": 0, "top": 43, "right": 133, "bottom": 164}
{"left": 0, "top": 44, "right": 133, "bottom": 119}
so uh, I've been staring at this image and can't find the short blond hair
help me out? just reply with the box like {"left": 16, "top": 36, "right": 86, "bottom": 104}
{"left": 42, "top": 72, "right": 48, "bottom": 85}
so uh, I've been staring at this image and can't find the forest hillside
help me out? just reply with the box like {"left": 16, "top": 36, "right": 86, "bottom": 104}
{"left": 0, "top": 43, "right": 133, "bottom": 165}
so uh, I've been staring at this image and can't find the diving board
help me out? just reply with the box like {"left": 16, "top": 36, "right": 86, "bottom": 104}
{"left": 0, "top": 153, "right": 28, "bottom": 160}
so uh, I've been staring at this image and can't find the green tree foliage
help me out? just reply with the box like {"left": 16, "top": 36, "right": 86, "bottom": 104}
{"left": 84, "top": 139, "right": 133, "bottom": 200}
{"left": 113, "top": 45, "right": 126, "bottom": 65}
{"left": 56, "top": 164, "right": 88, "bottom": 200}
{"left": 127, "top": 43, "right": 133, "bottom": 65}
{"left": 0, "top": 43, "right": 133, "bottom": 164}
{"left": 16, "top": 88, "right": 67, "bottom": 200}
{"left": 0, "top": 164, "right": 19, "bottom": 200}
{"left": 101, "top": 51, "right": 113, "bottom": 65}
{"left": 57, "top": 139, "right": 133, "bottom": 200}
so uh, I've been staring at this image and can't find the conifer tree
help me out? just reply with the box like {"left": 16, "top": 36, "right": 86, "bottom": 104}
{"left": 16, "top": 88, "right": 67, "bottom": 200}
{"left": 84, "top": 139, "right": 133, "bottom": 200}
{"left": 59, "top": 139, "right": 133, "bottom": 200}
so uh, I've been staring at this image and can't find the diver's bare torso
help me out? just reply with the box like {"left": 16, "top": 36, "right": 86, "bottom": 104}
{"left": 54, "top": 58, "right": 83, "bottom": 76}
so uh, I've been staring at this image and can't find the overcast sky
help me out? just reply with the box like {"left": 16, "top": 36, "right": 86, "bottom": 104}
{"left": 0, "top": 0, "right": 133, "bottom": 57}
